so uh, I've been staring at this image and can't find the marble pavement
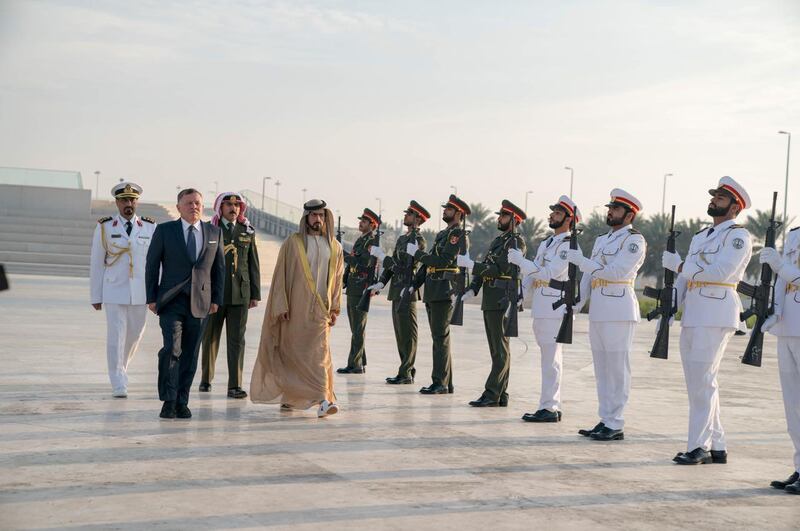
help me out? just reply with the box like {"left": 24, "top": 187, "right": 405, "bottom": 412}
{"left": 1, "top": 273, "right": 798, "bottom": 530}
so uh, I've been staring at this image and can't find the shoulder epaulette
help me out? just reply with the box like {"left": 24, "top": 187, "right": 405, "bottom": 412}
{"left": 790, "top": 226, "right": 799, "bottom": 233}
{"left": 97, "top": 216, "right": 112, "bottom": 224}
{"left": 563, "top": 236, "right": 571, "bottom": 242}
{"left": 695, "top": 227, "right": 708, "bottom": 235}
{"left": 628, "top": 228, "right": 641, "bottom": 235}
{"left": 141, "top": 216, "right": 155, "bottom": 224}
{"left": 730, "top": 224, "right": 743, "bottom": 229}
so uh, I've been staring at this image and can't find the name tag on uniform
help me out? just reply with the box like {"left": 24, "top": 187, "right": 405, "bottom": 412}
{"left": 111, "top": 234, "right": 122, "bottom": 238}
{"left": 138, "top": 235, "right": 150, "bottom": 239}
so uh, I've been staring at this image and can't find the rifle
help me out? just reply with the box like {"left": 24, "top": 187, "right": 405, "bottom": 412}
{"left": 549, "top": 217, "right": 581, "bottom": 344}
{"left": 397, "top": 225, "right": 419, "bottom": 313}
{"left": 495, "top": 217, "right": 522, "bottom": 337}
{"left": 337, "top": 216, "right": 349, "bottom": 290}
{"left": 356, "top": 227, "right": 382, "bottom": 312}
{"left": 446, "top": 216, "right": 471, "bottom": 326}
{"left": 643, "top": 205, "right": 680, "bottom": 359}
{"left": 737, "top": 191, "right": 781, "bottom": 367}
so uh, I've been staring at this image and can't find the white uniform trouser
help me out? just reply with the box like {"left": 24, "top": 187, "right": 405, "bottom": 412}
{"left": 679, "top": 326, "right": 734, "bottom": 452}
{"left": 532, "top": 318, "right": 563, "bottom": 412}
{"left": 778, "top": 337, "right": 800, "bottom": 473}
{"left": 588, "top": 321, "right": 635, "bottom": 430}
{"left": 105, "top": 303, "right": 147, "bottom": 391}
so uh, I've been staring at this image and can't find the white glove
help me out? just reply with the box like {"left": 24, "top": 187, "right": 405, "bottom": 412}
{"left": 761, "top": 314, "right": 779, "bottom": 333}
{"left": 461, "top": 290, "right": 475, "bottom": 302}
{"left": 406, "top": 242, "right": 419, "bottom": 255}
{"left": 566, "top": 249, "right": 595, "bottom": 273}
{"left": 456, "top": 253, "right": 474, "bottom": 270}
{"left": 507, "top": 248, "right": 525, "bottom": 267}
{"left": 367, "top": 282, "right": 384, "bottom": 295}
{"left": 369, "top": 246, "right": 386, "bottom": 261}
{"left": 402, "top": 286, "right": 416, "bottom": 298}
{"left": 759, "top": 247, "right": 782, "bottom": 270}
{"left": 662, "top": 251, "right": 684, "bottom": 273}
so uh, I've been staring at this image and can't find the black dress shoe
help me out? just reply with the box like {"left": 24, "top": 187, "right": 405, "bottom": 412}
{"left": 420, "top": 384, "right": 449, "bottom": 394}
{"left": 578, "top": 422, "right": 605, "bottom": 437}
{"left": 522, "top": 409, "right": 562, "bottom": 423}
{"left": 710, "top": 450, "right": 727, "bottom": 464}
{"left": 159, "top": 401, "right": 176, "bottom": 419}
{"left": 771, "top": 471, "right": 800, "bottom": 490}
{"left": 785, "top": 479, "right": 800, "bottom": 494}
{"left": 674, "top": 447, "right": 712, "bottom": 465}
{"left": 198, "top": 382, "right": 211, "bottom": 392}
{"left": 468, "top": 395, "right": 500, "bottom": 407}
{"left": 590, "top": 426, "right": 624, "bottom": 441}
{"left": 337, "top": 366, "right": 365, "bottom": 374}
{"left": 387, "top": 376, "right": 413, "bottom": 385}
{"left": 176, "top": 404, "right": 192, "bottom": 419}
{"left": 227, "top": 387, "right": 247, "bottom": 399}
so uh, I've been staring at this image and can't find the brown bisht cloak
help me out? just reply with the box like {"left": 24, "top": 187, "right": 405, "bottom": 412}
{"left": 250, "top": 208, "right": 344, "bottom": 409}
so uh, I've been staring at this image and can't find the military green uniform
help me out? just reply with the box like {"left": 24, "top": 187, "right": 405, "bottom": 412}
{"left": 413, "top": 223, "right": 467, "bottom": 390}
{"left": 201, "top": 220, "right": 261, "bottom": 389}
{"left": 343, "top": 230, "right": 379, "bottom": 369}
{"left": 379, "top": 228, "right": 427, "bottom": 379}
{"left": 469, "top": 230, "right": 525, "bottom": 403}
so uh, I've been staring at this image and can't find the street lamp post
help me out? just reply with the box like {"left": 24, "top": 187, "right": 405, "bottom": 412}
{"left": 261, "top": 176, "right": 271, "bottom": 210}
{"left": 662, "top": 173, "right": 673, "bottom": 216}
{"left": 525, "top": 190, "right": 533, "bottom": 214}
{"left": 779, "top": 131, "right": 792, "bottom": 247}
{"left": 564, "top": 166, "right": 574, "bottom": 198}
{"left": 274, "top": 180, "right": 281, "bottom": 216}
{"left": 302, "top": 188, "right": 307, "bottom": 203}
{"left": 94, "top": 170, "right": 101, "bottom": 199}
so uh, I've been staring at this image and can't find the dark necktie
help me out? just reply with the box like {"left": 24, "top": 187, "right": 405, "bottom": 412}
{"left": 187, "top": 225, "right": 197, "bottom": 263}
{"left": 125, "top": 221, "right": 132, "bottom": 236}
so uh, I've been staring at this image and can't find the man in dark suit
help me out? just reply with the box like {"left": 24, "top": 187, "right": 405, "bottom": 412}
{"left": 146, "top": 188, "right": 225, "bottom": 420}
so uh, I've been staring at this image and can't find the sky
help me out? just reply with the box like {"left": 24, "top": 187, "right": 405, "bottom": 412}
{"left": 1, "top": 0, "right": 798, "bottom": 228}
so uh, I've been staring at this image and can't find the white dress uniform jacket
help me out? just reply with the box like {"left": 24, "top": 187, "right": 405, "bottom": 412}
{"left": 522, "top": 232, "right": 580, "bottom": 319}
{"left": 772, "top": 227, "right": 800, "bottom": 338}
{"left": 579, "top": 225, "right": 646, "bottom": 322}
{"left": 90, "top": 214, "right": 156, "bottom": 305}
{"left": 677, "top": 220, "right": 752, "bottom": 329}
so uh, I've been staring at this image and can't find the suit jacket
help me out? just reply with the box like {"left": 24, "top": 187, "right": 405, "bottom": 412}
{"left": 145, "top": 219, "right": 225, "bottom": 318}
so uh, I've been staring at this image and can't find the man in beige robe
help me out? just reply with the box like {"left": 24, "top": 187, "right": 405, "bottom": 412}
{"left": 250, "top": 199, "right": 344, "bottom": 417}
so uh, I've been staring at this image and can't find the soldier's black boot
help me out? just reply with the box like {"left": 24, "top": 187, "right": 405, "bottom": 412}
{"left": 590, "top": 426, "right": 624, "bottom": 441}
{"left": 674, "top": 447, "right": 712, "bottom": 465}
{"left": 771, "top": 471, "right": 800, "bottom": 490}
{"left": 578, "top": 422, "right": 604, "bottom": 437}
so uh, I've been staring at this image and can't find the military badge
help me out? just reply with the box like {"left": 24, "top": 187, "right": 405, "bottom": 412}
{"left": 450, "top": 235, "right": 460, "bottom": 245}
{"left": 560, "top": 250, "right": 568, "bottom": 260}
{"left": 732, "top": 238, "right": 744, "bottom": 250}
{"left": 628, "top": 243, "right": 639, "bottom": 253}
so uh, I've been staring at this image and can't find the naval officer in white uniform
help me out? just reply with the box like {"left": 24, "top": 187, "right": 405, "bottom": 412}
{"left": 508, "top": 195, "right": 581, "bottom": 423}
{"left": 760, "top": 225, "right": 800, "bottom": 492}
{"left": 90, "top": 182, "right": 156, "bottom": 397}
{"left": 662, "top": 176, "right": 752, "bottom": 465}
{"left": 567, "top": 189, "right": 646, "bottom": 441}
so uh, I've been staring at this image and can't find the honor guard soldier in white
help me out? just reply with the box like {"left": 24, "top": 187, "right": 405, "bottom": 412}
{"left": 662, "top": 176, "right": 752, "bottom": 465}
{"left": 760, "top": 225, "right": 800, "bottom": 492}
{"left": 509, "top": 195, "right": 582, "bottom": 423}
{"left": 567, "top": 188, "right": 646, "bottom": 441}
{"left": 89, "top": 182, "right": 156, "bottom": 398}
